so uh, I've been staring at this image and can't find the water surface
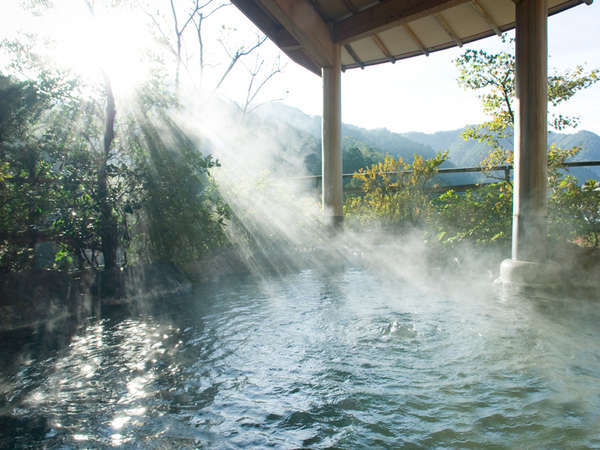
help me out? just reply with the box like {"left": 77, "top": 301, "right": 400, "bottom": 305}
{"left": 2, "top": 267, "right": 600, "bottom": 448}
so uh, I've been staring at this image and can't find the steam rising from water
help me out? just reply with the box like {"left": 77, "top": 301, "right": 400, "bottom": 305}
{"left": 173, "top": 95, "right": 507, "bottom": 296}
{"left": 3, "top": 5, "right": 599, "bottom": 447}
{"left": 3, "top": 95, "right": 599, "bottom": 445}
{"left": 3, "top": 266, "right": 599, "bottom": 447}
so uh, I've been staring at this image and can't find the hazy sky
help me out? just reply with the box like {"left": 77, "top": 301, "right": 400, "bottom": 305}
{"left": 247, "top": 1, "right": 600, "bottom": 135}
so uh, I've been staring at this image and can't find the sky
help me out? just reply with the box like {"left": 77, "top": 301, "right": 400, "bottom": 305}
{"left": 240, "top": 1, "right": 600, "bottom": 135}
{"left": 1, "top": 1, "right": 599, "bottom": 136}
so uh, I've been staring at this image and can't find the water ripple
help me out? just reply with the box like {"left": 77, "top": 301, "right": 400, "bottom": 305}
{"left": 1, "top": 268, "right": 600, "bottom": 448}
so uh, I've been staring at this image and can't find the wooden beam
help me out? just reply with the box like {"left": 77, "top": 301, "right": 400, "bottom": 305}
{"left": 371, "top": 33, "right": 395, "bottom": 62}
{"left": 286, "top": 50, "right": 322, "bottom": 75}
{"left": 231, "top": 0, "right": 295, "bottom": 47}
{"left": 344, "top": 43, "right": 365, "bottom": 68}
{"left": 333, "top": 0, "right": 470, "bottom": 43}
{"left": 403, "top": 23, "right": 429, "bottom": 56}
{"left": 307, "top": 0, "right": 331, "bottom": 24}
{"left": 253, "top": 0, "right": 336, "bottom": 67}
{"left": 341, "top": 0, "right": 358, "bottom": 13}
{"left": 281, "top": 44, "right": 303, "bottom": 51}
{"left": 231, "top": 0, "right": 320, "bottom": 74}
{"left": 230, "top": 0, "right": 279, "bottom": 35}
{"left": 470, "top": 0, "right": 502, "bottom": 36}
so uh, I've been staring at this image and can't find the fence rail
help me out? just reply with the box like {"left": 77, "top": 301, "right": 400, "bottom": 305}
{"left": 292, "top": 160, "right": 600, "bottom": 193}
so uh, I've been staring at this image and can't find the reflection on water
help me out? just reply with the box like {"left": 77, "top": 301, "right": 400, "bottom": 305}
{"left": 1, "top": 268, "right": 600, "bottom": 448}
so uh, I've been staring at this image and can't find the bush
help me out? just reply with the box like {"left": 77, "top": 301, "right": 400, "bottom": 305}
{"left": 344, "top": 152, "right": 447, "bottom": 230}
{"left": 433, "top": 182, "right": 512, "bottom": 246}
{"left": 549, "top": 177, "right": 600, "bottom": 247}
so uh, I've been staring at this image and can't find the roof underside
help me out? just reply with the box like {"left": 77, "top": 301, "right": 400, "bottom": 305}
{"left": 232, "top": 0, "right": 592, "bottom": 75}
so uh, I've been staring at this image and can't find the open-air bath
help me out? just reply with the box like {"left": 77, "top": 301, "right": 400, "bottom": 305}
{"left": 2, "top": 0, "right": 600, "bottom": 447}
{"left": 2, "top": 245, "right": 600, "bottom": 447}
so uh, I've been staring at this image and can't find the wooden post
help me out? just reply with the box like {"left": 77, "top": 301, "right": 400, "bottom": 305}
{"left": 322, "top": 44, "right": 343, "bottom": 227}
{"left": 500, "top": 0, "right": 560, "bottom": 286}
{"left": 512, "top": 0, "right": 548, "bottom": 262}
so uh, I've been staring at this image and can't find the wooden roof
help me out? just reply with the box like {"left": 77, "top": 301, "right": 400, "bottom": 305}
{"left": 231, "top": 0, "right": 593, "bottom": 75}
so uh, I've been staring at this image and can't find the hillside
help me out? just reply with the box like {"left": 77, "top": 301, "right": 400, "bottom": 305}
{"left": 256, "top": 102, "right": 439, "bottom": 164}
{"left": 405, "top": 127, "right": 600, "bottom": 181}
{"left": 255, "top": 102, "right": 600, "bottom": 182}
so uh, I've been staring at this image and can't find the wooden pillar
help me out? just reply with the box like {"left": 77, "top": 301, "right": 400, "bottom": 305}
{"left": 322, "top": 44, "right": 343, "bottom": 226}
{"left": 512, "top": 0, "right": 548, "bottom": 262}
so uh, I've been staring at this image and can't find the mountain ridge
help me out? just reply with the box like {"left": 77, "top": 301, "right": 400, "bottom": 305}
{"left": 255, "top": 102, "right": 600, "bottom": 180}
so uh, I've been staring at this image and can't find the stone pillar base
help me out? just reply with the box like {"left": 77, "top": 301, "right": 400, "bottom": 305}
{"left": 498, "top": 259, "right": 562, "bottom": 287}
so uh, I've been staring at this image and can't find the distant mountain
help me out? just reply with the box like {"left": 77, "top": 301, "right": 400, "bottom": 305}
{"left": 256, "top": 102, "right": 439, "bottom": 162}
{"left": 402, "top": 128, "right": 498, "bottom": 168}
{"left": 343, "top": 124, "right": 437, "bottom": 160}
{"left": 255, "top": 102, "right": 600, "bottom": 182}
{"left": 404, "top": 127, "right": 600, "bottom": 181}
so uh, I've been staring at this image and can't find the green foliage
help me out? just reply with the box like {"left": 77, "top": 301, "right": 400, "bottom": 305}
{"left": 344, "top": 45, "right": 600, "bottom": 248}
{"left": 548, "top": 66, "right": 600, "bottom": 130}
{"left": 456, "top": 46, "right": 515, "bottom": 151}
{"left": 344, "top": 152, "right": 448, "bottom": 229}
{"left": 0, "top": 71, "right": 116, "bottom": 271}
{"left": 456, "top": 41, "right": 600, "bottom": 168}
{"left": 549, "top": 177, "right": 600, "bottom": 247}
{"left": 452, "top": 41, "right": 600, "bottom": 249}
{"left": 303, "top": 139, "right": 385, "bottom": 177}
{"left": 433, "top": 182, "right": 512, "bottom": 246}
{"left": 0, "top": 73, "right": 65, "bottom": 271}
{"left": 344, "top": 146, "right": 374, "bottom": 174}
{"left": 0, "top": 38, "right": 229, "bottom": 272}
{"left": 130, "top": 116, "right": 229, "bottom": 264}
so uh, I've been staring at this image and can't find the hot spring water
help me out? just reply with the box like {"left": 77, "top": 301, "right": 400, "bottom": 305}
{"left": 1, "top": 266, "right": 599, "bottom": 448}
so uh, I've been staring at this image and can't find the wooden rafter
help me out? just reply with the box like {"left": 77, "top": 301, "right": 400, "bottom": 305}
{"left": 470, "top": 0, "right": 501, "bottom": 36}
{"left": 371, "top": 33, "right": 395, "bottom": 62}
{"left": 344, "top": 43, "right": 365, "bottom": 69}
{"left": 333, "top": 0, "right": 470, "bottom": 43}
{"left": 233, "top": 0, "right": 592, "bottom": 74}
{"left": 434, "top": 13, "right": 463, "bottom": 47}
{"left": 402, "top": 23, "right": 429, "bottom": 56}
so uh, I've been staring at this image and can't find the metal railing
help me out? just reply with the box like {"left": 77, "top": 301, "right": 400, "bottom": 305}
{"left": 294, "top": 160, "right": 600, "bottom": 194}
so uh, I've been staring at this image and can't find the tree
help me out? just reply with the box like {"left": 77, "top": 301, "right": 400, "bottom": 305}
{"left": 191, "top": 0, "right": 229, "bottom": 87}
{"left": 147, "top": 0, "right": 283, "bottom": 112}
{"left": 452, "top": 38, "right": 600, "bottom": 247}
{"left": 343, "top": 146, "right": 370, "bottom": 174}
{"left": 129, "top": 114, "right": 229, "bottom": 263}
{"left": 0, "top": 74, "right": 55, "bottom": 271}
{"left": 147, "top": 0, "right": 229, "bottom": 91}
{"left": 238, "top": 54, "right": 282, "bottom": 116}
{"left": 455, "top": 39, "right": 599, "bottom": 172}
{"left": 0, "top": 2, "right": 230, "bottom": 274}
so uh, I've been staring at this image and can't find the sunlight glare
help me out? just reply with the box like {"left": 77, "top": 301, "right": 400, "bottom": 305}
{"left": 111, "top": 415, "right": 131, "bottom": 430}
{"left": 44, "top": 3, "right": 151, "bottom": 98}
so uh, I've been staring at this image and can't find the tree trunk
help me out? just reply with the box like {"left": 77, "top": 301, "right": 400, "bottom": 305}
{"left": 99, "top": 74, "right": 118, "bottom": 272}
